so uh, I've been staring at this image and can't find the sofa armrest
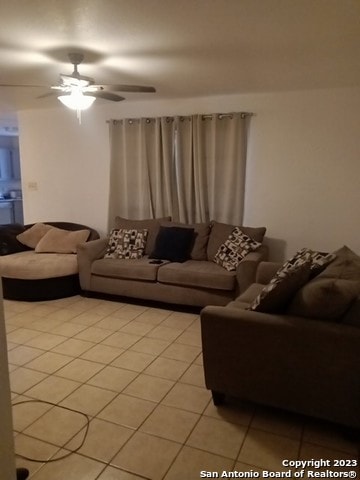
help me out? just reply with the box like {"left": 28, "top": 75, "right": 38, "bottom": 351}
{"left": 200, "top": 305, "right": 360, "bottom": 427}
{"left": 201, "top": 305, "right": 360, "bottom": 369}
{"left": 255, "top": 261, "right": 282, "bottom": 284}
{"left": 77, "top": 238, "right": 108, "bottom": 290}
{"left": 236, "top": 244, "right": 269, "bottom": 293}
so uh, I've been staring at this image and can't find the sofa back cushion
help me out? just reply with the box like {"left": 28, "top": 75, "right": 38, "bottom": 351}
{"left": 114, "top": 216, "right": 171, "bottom": 255}
{"left": 207, "top": 221, "right": 266, "bottom": 261}
{"left": 316, "top": 245, "right": 360, "bottom": 282}
{"left": 288, "top": 245, "right": 360, "bottom": 321}
{"left": 288, "top": 278, "right": 359, "bottom": 321}
{"left": 161, "top": 221, "right": 211, "bottom": 260}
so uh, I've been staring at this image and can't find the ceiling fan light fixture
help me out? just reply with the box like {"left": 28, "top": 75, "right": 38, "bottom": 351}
{"left": 58, "top": 89, "right": 96, "bottom": 110}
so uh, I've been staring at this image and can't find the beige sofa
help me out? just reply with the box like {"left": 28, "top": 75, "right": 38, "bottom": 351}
{"left": 201, "top": 248, "right": 360, "bottom": 428}
{"left": 77, "top": 218, "right": 268, "bottom": 307}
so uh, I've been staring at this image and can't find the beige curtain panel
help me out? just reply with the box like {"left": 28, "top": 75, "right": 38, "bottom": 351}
{"left": 108, "top": 117, "right": 174, "bottom": 226}
{"left": 108, "top": 113, "right": 249, "bottom": 228}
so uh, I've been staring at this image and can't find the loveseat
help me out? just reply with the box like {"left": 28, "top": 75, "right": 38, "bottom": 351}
{"left": 77, "top": 217, "right": 268, "bottom": 307}
{"left": 0, "top": 222, "right": 99, "bottom": 301}
{"left": 201, "top": 246, "right": 360, "bottom": 429}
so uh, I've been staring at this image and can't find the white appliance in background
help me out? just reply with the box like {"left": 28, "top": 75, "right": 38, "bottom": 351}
{"left": 0, "top": 149, "right": 13, "bottom": 180}
{"left": 0, "top": 202, "right": 13, "bottom": 224}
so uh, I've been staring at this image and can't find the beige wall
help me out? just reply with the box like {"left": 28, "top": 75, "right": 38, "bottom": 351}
{"left": 18, "top": 86, "right": 360, "bottom": 260}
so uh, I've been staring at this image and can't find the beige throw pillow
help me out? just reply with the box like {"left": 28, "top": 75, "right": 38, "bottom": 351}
{"left": 16, "top": 223, "right": 53, "bottom": 249}
{"left": 35, "top": 227, "right": 90, "bottom": 254}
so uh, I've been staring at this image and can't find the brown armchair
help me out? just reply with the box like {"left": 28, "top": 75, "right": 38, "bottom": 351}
{"left": 200, "top": 261, "right": 360, "bottom": 429}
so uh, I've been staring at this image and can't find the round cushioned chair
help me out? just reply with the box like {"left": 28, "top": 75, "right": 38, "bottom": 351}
{"left": 0, "top": 222, "right": 99, "bottom": 301}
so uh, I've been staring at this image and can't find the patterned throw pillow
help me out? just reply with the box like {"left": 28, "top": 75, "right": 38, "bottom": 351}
{"left": 249, "top": 260, "right": 311, "bottom": 313}
{"left": 281, "top": 248, "right": 336, "bottom": 276}
{"left": 214, "top": 227, "right": 262, "bottom": 272}
{"left": 104, "top": 229, "right": 148, "bottom": 259}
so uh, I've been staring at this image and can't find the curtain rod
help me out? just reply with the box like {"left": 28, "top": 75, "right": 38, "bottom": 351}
{"left": 202, "top": 112, "right": 253, "bottom": 119}
{"left": 107, "top": 112, "right": 254, "bottom": 124}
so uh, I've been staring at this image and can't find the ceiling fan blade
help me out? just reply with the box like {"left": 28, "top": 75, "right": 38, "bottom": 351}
{"left": 93, "top": 84, "right": 156, "bottom": 93}
{"left": 37, "top": 91, "right": 58, "bottom": 99}
{"left": 0, "top": 84, "right": 47, "bottom": 88}
{"left": 84, "top": 91, "right": 125, "bottom": 102}
{"left": 51, "top": 85, "right": 68, "bottom": 91}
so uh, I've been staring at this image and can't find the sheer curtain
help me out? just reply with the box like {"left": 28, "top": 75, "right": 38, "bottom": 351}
{"left": 175, "top": 113, "right": 247, "bottom": 224}
{"left": 108, "top": 112, "right": 249, "bottom": 228}
{"left": 108, "top": 117, "right": 174, "bottom": 227}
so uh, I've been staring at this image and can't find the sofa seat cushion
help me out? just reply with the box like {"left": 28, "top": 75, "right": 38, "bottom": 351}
{"left": 91, "top": 257, "right": 167, "bottom": 282}
{"left": 157, "top": 260, "right": 236, "bottom": 291}
{"left": 0, "top": 251, "right": 79, "bottom": 280}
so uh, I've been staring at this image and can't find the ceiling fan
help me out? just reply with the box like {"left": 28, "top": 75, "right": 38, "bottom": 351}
{"left": 0, "top": 52, "right": 156, "bottom": 118}
{"left": 51, "top": 52, "right": 155, "bottom": 100}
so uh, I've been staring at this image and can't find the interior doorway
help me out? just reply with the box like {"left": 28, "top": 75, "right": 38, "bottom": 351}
{"left": 0, "top": 133, "right": 23, "bottom": 225}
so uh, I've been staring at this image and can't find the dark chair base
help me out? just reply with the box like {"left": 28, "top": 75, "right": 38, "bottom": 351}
{"left": 2, "top": 275, "right": 81, "bottom": 301}
{"left": 211, "top": 390, "right": 226, "bottom": 406}
{"left": 17, "top": 468, "right": 29, "bottom": 480}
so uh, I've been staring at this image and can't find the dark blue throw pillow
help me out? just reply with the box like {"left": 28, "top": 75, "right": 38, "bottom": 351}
{"left": 150, "top": 226, "right": 195, "bottom": 263}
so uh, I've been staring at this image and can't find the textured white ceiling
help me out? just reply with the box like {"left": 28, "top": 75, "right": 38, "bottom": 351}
{"left": 0, "top": 0, "right": 360, "bottom": 124}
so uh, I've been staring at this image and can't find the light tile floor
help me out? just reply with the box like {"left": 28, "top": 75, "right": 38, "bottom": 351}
{"left": 4, "top": 295, "right": 360, "bottom": 480}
